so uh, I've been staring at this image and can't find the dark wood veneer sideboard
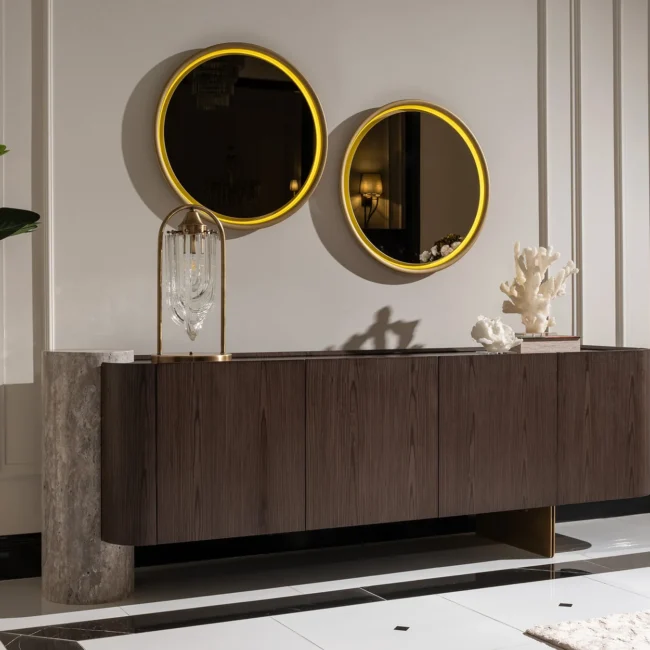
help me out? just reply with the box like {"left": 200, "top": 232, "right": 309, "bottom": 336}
{"left": 101, "top": 348, "right": 650, "bottom": 548}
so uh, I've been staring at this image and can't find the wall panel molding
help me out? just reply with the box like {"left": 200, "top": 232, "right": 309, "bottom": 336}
{"left": 42, "top": 0, "right": 54, "bottom": 352}
{"left": 570, "top": 0, "right": 583, "bottom": 338}
{"left": 613, "top": 0, "right": 624, "bottom": 346}
{"left": 578, "top": 0, "right": 617, "bottom": 346}
{"left": 620, "top": 0, "right": 650, "bottom": 347}
{"left": 0, "top": 0, "right": 43, "bottom": 536}
{"left": 0, "top": 0, "right": 7, "bottom": 475}
{"left": 544, "top": 0, "right": 574, "bottom": 335}
{"left": 538, "top": 0, "right": 548, "bottom": 249}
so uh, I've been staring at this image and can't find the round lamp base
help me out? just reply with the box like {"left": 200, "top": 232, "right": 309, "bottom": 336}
{"left": 151, "top": 353, "right": 232, "bottom": 363}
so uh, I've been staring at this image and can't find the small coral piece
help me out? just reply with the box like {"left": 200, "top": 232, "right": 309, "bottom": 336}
{"left": 471, "top": 315, "right": 521, "bottom": 353}
{"left": 500, "top": 242, "right": 578, "bottom": 334}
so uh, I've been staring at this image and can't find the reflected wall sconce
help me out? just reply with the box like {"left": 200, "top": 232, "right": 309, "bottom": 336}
{"left": 152, "top": 204, "right": 231, "bottom": 364}
{"left": 289, "top": 179, "right": 300, "bottom": 196}
{"left": 360, "top": 173, "right": 383, "bottom": 228}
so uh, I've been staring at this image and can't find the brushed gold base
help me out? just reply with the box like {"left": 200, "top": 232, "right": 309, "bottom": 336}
{"left": 477, "top": 506, "right": 555, "bottom": 557}
{"left": 151, "top": 353, "right": 232, "bottom": 363}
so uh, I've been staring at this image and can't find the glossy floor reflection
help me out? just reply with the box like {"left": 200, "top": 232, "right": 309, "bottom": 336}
{"left": 0, "top": 515, "right": 649, "bottom": 649}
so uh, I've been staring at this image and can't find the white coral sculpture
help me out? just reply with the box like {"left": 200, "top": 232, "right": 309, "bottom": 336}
{"left": 500, "top": 242, "right": 579, "bottom": 334}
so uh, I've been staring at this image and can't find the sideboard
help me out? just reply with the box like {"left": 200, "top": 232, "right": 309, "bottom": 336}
{"left": 101, "top": 347, "right": 650, "bottom": 557}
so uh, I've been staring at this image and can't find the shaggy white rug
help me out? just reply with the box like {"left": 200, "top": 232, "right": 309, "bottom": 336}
{"left": 526, "top": 610, "right": 650, "bottom": 649}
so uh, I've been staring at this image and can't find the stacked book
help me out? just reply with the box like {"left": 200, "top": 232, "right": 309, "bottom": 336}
{"left": 512, "top": 334, "right": 581, "bottom": 354}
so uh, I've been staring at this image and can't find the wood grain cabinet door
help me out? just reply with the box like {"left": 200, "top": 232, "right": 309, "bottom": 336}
{"left": 558, "top": 350, "right": 650, "bottom": 504}
{"left": 306, "top": 357, "right": 438, "bottom": 529}
{"left": 157, "top": 361, "right": 305, "bottom": 543}
{"left": 439, "top": 354, "right": 557, "bottom": 516}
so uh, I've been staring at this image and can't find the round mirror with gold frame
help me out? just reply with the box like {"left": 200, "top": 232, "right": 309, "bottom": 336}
{"left": 341, "top": 100, "right": 488, "bottom": 273}
{"left": 156, "top": 43, "right": 327, "bottom": 229}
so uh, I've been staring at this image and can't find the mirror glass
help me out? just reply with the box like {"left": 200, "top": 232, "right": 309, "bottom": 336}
{"left": 343, "top": 105, "right": 487, "bottom": 272}
{"left": 159, "top": 49, "right": 326, "bottom": 227}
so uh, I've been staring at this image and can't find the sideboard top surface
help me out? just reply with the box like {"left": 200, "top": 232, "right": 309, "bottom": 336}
{"left": 118, "top": 346, "right": 648, "bottom": 365}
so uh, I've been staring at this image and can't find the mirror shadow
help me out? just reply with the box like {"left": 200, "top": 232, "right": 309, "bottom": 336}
{"left": 121, "top": 51, "right": 251, "bottom": 239}
{"left": 309, "top": 112, "right": 428, "bottom": 285}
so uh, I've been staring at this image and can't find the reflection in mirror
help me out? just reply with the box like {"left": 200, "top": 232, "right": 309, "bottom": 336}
{"left": 344, "top": 105, "right": 487, "bottom": 272}
{"left": 158, "top": 46, "right": 326, "bottom": 227}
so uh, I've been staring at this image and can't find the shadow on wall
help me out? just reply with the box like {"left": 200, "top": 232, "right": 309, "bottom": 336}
{"left": 327, "top": 306, "right": 424, "bottom": 351}
{"left": 309, "top": 112, "right": 427, "bottom": 286}
{"left": 121, "top": 51, "right": 251, "bottom": 239}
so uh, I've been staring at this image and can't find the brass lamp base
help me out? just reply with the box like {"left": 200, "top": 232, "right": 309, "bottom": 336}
{"left": 151, "top": 353, "right": 232, "bottom": 364}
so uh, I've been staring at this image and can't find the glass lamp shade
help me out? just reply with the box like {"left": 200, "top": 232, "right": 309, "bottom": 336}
{"left": 165, "top": 229, "right": 219, "bottom": 341}
{"left": 359, "top": 173, "right": 383, "bottom": 197}
{"left": 289, "top": 179, "right": 300, "bottom": 193}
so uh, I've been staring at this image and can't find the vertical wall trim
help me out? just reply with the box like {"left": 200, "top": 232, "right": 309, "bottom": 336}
{"left": 538, "top": 0, "right": 549, "bottom": 249}
{"left": 0, "top": 0, "right": 6, "bottom": 465}
{"left": 0, "top": 0, "right": 6, "bottom": 386}
{"left": 570, "top": 0, "right": 583, "bottom": 338}
{"left": 42, "top": 0, "right": 54, "bottom": 350}
{"left": 613, "top": 0, "right": 624, "bottom": 346}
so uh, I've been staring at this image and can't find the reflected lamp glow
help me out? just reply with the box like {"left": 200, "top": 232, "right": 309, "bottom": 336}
{"left": 289, "top": 179, "right": 300, "bottom": 196}
{"left": 359, "top": 173, "right": 383, "bottom": 227}
{"left": 360, "top": 173, "right": 383, "bottom": 198}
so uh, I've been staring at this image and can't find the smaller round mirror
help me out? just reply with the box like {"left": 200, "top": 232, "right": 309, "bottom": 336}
{"left": 341, "top": 101, "right": 488, "bottom": 273}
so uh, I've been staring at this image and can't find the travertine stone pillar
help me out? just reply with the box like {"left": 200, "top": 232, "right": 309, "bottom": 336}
{"left": 42, "top": 351, "right": 134, "bottom": 604}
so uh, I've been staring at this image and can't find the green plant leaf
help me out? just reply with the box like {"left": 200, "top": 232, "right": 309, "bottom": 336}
{"left": 0, "top": 207, "right": 40, "bottom": 241}
{"left": 0, "top": 145, "right": 8, "bottom": 156}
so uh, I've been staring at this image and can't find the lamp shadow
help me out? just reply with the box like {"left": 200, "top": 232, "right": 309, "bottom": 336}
{"left": 327, "top": 306, "right": 425, "bottom": 351}
{"left": 120, "top": 51, "right": 251, "bottom": 239}
{"left": 309, "top": 112, "right": 428, "bottom": 285}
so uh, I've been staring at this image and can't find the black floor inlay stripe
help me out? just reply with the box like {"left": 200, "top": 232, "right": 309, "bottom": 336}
{"left": 0, "top": 632, "right": 82, "bottom": 649}
{"left": 7, "top": 550, "right": 650, "bottom": 644}
{"left": 365, "top": 562, "right": 605, "bottom": 600}
{"left": 16, "top": 627, "right": 123, "bottom": 642}
{"left": 14, "top": 589, "right": 380, "bottom": 639}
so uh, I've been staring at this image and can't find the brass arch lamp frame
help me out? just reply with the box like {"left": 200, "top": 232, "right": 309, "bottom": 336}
{"left": 155, "top": 42, "right": 328, "bottom": 230}
{"left": 341, "top": 100, "right": 490, "bottom": 274}
{"left": 152, "top": 204, "right": 231, "bottom": 364}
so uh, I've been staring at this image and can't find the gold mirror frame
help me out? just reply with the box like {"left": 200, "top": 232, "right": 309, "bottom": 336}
{"left": 156, "top": 43, "right": 328, "bottom": 229}
{"left": 341, "top": 100, "right": 489, "bottom": 274}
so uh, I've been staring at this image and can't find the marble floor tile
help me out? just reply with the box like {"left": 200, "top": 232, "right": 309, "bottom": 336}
{"left": 275, "top": 594, "right": 529, "bottom": 650}
{"left": 556, "top": 515, "right": 650, "bottom": 558}
{"left": 0, "top": 633, "right": 18, "bottom": 648}
{"left": 0, "top": 610, "right": 127, "bottom": 634}
{"left": 587, "top": 566, "right": 650, "bottom": 599}
{"left": 0, "top": 579, "right": 113, "bottom": 620}
{"left": 588, "top": 551, "right": 650, "bottom": 572}
{"left": 443, "top": 575, "right": 650, "bottom": 631}
{"left": 79, "top": 618, "right": 319, "bottom": 649}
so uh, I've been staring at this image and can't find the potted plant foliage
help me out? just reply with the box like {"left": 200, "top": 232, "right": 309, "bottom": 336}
{"left": 0, "top": 144, "right": 40, "bottom": 240}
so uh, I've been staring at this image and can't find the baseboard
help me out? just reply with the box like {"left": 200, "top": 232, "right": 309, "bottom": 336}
{"left": 0, "top": 533, "right": 41, "bottom": 581}
{"left": 1, "top": 499, "right": 648, "bottom": 581}
{"left": 556, "top": 495, "right": 650, "bottom": 522}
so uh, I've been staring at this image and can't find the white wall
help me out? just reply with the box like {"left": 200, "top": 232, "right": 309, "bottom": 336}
{"left": 0, "top": 0, "right": 649, "bottom": 533}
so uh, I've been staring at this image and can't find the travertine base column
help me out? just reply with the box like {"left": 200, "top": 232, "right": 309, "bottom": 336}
{"left": 42, "top": 351, "right": 134, "bottom": 604}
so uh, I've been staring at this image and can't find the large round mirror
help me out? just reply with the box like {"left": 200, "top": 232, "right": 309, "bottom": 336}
{"left": 341, "top": 101, "right": 488, "bottom": 273}
{"left": 156, "top": 44, "right": 327, "bottom": 229}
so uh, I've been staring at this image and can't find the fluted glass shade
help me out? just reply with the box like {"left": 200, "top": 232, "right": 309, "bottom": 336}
{"left": 165, "top": 230, "right": 219, "bottom": 341}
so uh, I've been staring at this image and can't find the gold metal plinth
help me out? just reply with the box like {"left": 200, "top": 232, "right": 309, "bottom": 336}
{"left": 477, "top": 506, "right": 555, "bottom": 558}
{"left": 151, "top": 353, "right": 232, "bottom": 364}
